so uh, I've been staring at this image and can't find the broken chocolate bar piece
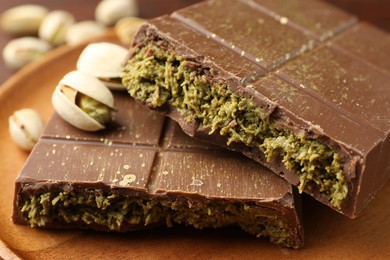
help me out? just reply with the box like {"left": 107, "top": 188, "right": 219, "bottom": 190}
{"left": 122, "top": 0, "right": 390, "bottom": 218}
{"left": 12, "top": 93, "right": 303, "bottom": 248}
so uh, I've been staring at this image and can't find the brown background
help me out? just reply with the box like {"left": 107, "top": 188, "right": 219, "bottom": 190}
{"left": 0, "top": 0, "right": 389, "bottom": 85}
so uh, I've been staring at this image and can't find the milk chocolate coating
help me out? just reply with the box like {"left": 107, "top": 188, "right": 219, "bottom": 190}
{"left": 13, "top": 93, "right": 303, "bottom": 248}
{"left": 124, "top": 0, "right": 390, "bottom": 218}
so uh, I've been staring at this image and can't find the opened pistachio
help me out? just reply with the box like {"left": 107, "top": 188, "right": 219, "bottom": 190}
{"left": 39, "top": 10, "right": 75, "bottom": 46}
{"left": 95, "top": 0, "right": 138, "bottom": 26}
{"left": 65, "top": 21, "right": 106, "bottom": 46}
{"left": 9, "top": 108, "right": 45, "bottom": 151}
{"left": 2, "top": 37, "right": 52, "bottom": 70}
{"left": 76, "top": 42, "right": 128, "bottom": 90}
{"left": 52, "top": 70, "right": 115, "bottom": 131}
{"left": 0, "top": 4, "right": 48, "bottom": 36}
{"left": 0, "top": 5, "right": 48, "bottom": 36}
{"left": 115, "top": 17, "right": 145, "bottom": 45}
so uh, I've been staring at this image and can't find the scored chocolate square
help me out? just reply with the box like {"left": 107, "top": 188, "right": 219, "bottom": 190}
{"left": 13, "top": 93, "right": 303, "bottom": 248}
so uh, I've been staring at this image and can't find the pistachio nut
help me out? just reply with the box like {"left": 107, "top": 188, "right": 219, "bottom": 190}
{"left": 2, "top": 37, "right": 52, "bottom": 70}
{"left": 0, "top": 5, "right": 48, "bottom": 36}
{"left": 52, "top": 70, "right": 115, "bottom": 131}
{"left": 115, "top": 17, "right": 145, "bottom": 45}
{"left": 65, "top": 21, "right": 106, "bottom": 46}
{"left": 39, "top": 10, "right": 75, "bottom": 46}
{"left": 76, "top": 42, "right": 128, "bottom": 90}
{"left": 9, "top": 108, "right": 45, "bottom": 151}
{"left": 95, "top": 0, "right": 138, "bottom": 27}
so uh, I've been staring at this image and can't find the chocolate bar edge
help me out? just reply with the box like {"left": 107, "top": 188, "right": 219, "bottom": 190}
{"left": 12, "top": 143, "right": 303, "bottom": 248}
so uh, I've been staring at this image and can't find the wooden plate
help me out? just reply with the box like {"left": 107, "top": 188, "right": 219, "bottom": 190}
{"left": 0, "top": 31, "right": 389, "bottom": 259}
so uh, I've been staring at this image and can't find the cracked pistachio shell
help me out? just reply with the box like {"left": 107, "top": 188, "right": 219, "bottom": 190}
{"left": 2, "top": 37, "right": 52, "bottom": 70}
{"left": 39, "top": 10, "right": 75, "bottom": 46}
{"left": 9, "top": 108, "right": 45, "bottom": 151}
{"left": 95, "top": 0, "right": 138, "bottom": 26}
{"left": 65, "top": 21, "right": 106, "bottom": 46}
{"left": 52, "top": 70, "right": 115, "bottom": 131}
{"left": 0, "top": 5, "right": 49, "bottom": 36}
{"left": 76, "top": 42, "right": 128, "bottom": 90}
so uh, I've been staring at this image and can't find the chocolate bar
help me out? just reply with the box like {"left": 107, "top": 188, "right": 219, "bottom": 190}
{"left": 122, "top": 0, "right": 390, "bottom": 218}
{"left": 12, "top": 93, "right": 303, "bottom": 248}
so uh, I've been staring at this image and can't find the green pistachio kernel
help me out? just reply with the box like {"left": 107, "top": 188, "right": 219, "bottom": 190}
{"left": 76, "top": 93, "right": 111, "bottom": 125}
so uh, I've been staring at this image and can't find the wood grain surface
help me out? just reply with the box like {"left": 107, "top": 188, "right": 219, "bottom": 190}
{"left": 0, "top": 29, "right": 389, "bottom": 260}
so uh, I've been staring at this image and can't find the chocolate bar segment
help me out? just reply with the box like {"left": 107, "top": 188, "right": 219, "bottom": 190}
{"left": 332, "top": 22, "right": 390, "bottom": 75}
{"left": 13, "top": 93, "right": 303, "bottom": 248}
{"left": 172, "top": 0, "right": 314, "bottom": 70}
{"left": 246, "top": 0, "right": 357, "bottom": 40}
{"left": 122, "top": 0, "right": 390, "bottom": 217}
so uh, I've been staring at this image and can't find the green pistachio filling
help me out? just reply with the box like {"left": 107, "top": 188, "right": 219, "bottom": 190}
{"left": 122, "top": 42, "right": 348, "bottom": 209}
{"left": 20, "top": 191, "right": 298, "bottom": 248}
{"left": 76, "top": 93, "right": 111, "bottom": 125}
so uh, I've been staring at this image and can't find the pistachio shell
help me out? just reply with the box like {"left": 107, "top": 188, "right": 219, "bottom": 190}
{"left": 0, "top": 5, "right": 48, "bottom": 36}
{"left": 65, "top": 21, "right": 106, "bottom": 46}
{"left": 39, "top": 10, "right": 75, "bottom": 46}
{"left": 52, "top": 86, "right": 106, "bottom": 131}
{"left": 115, "top": 17, "right": 146, "bottom": 45}
{"left": 76, "top": 42, "right": 128, "bottom": 90}
{"left": 59, "top": 70, "right": 115, "bottom": 109}
{"left": 52, "top": 70, "right": 115, "bottom": 131}
{"left": 95, "top": 0, "right": 138, "bottom": 26}
{"left": 99, "top": 78, "right": 125, "bottom": 90}
{"left": 9, "top": 108, "right": 45, "bottom": 151}
{"left": 2, "top": 37, "right": 52, "bottom": 70}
